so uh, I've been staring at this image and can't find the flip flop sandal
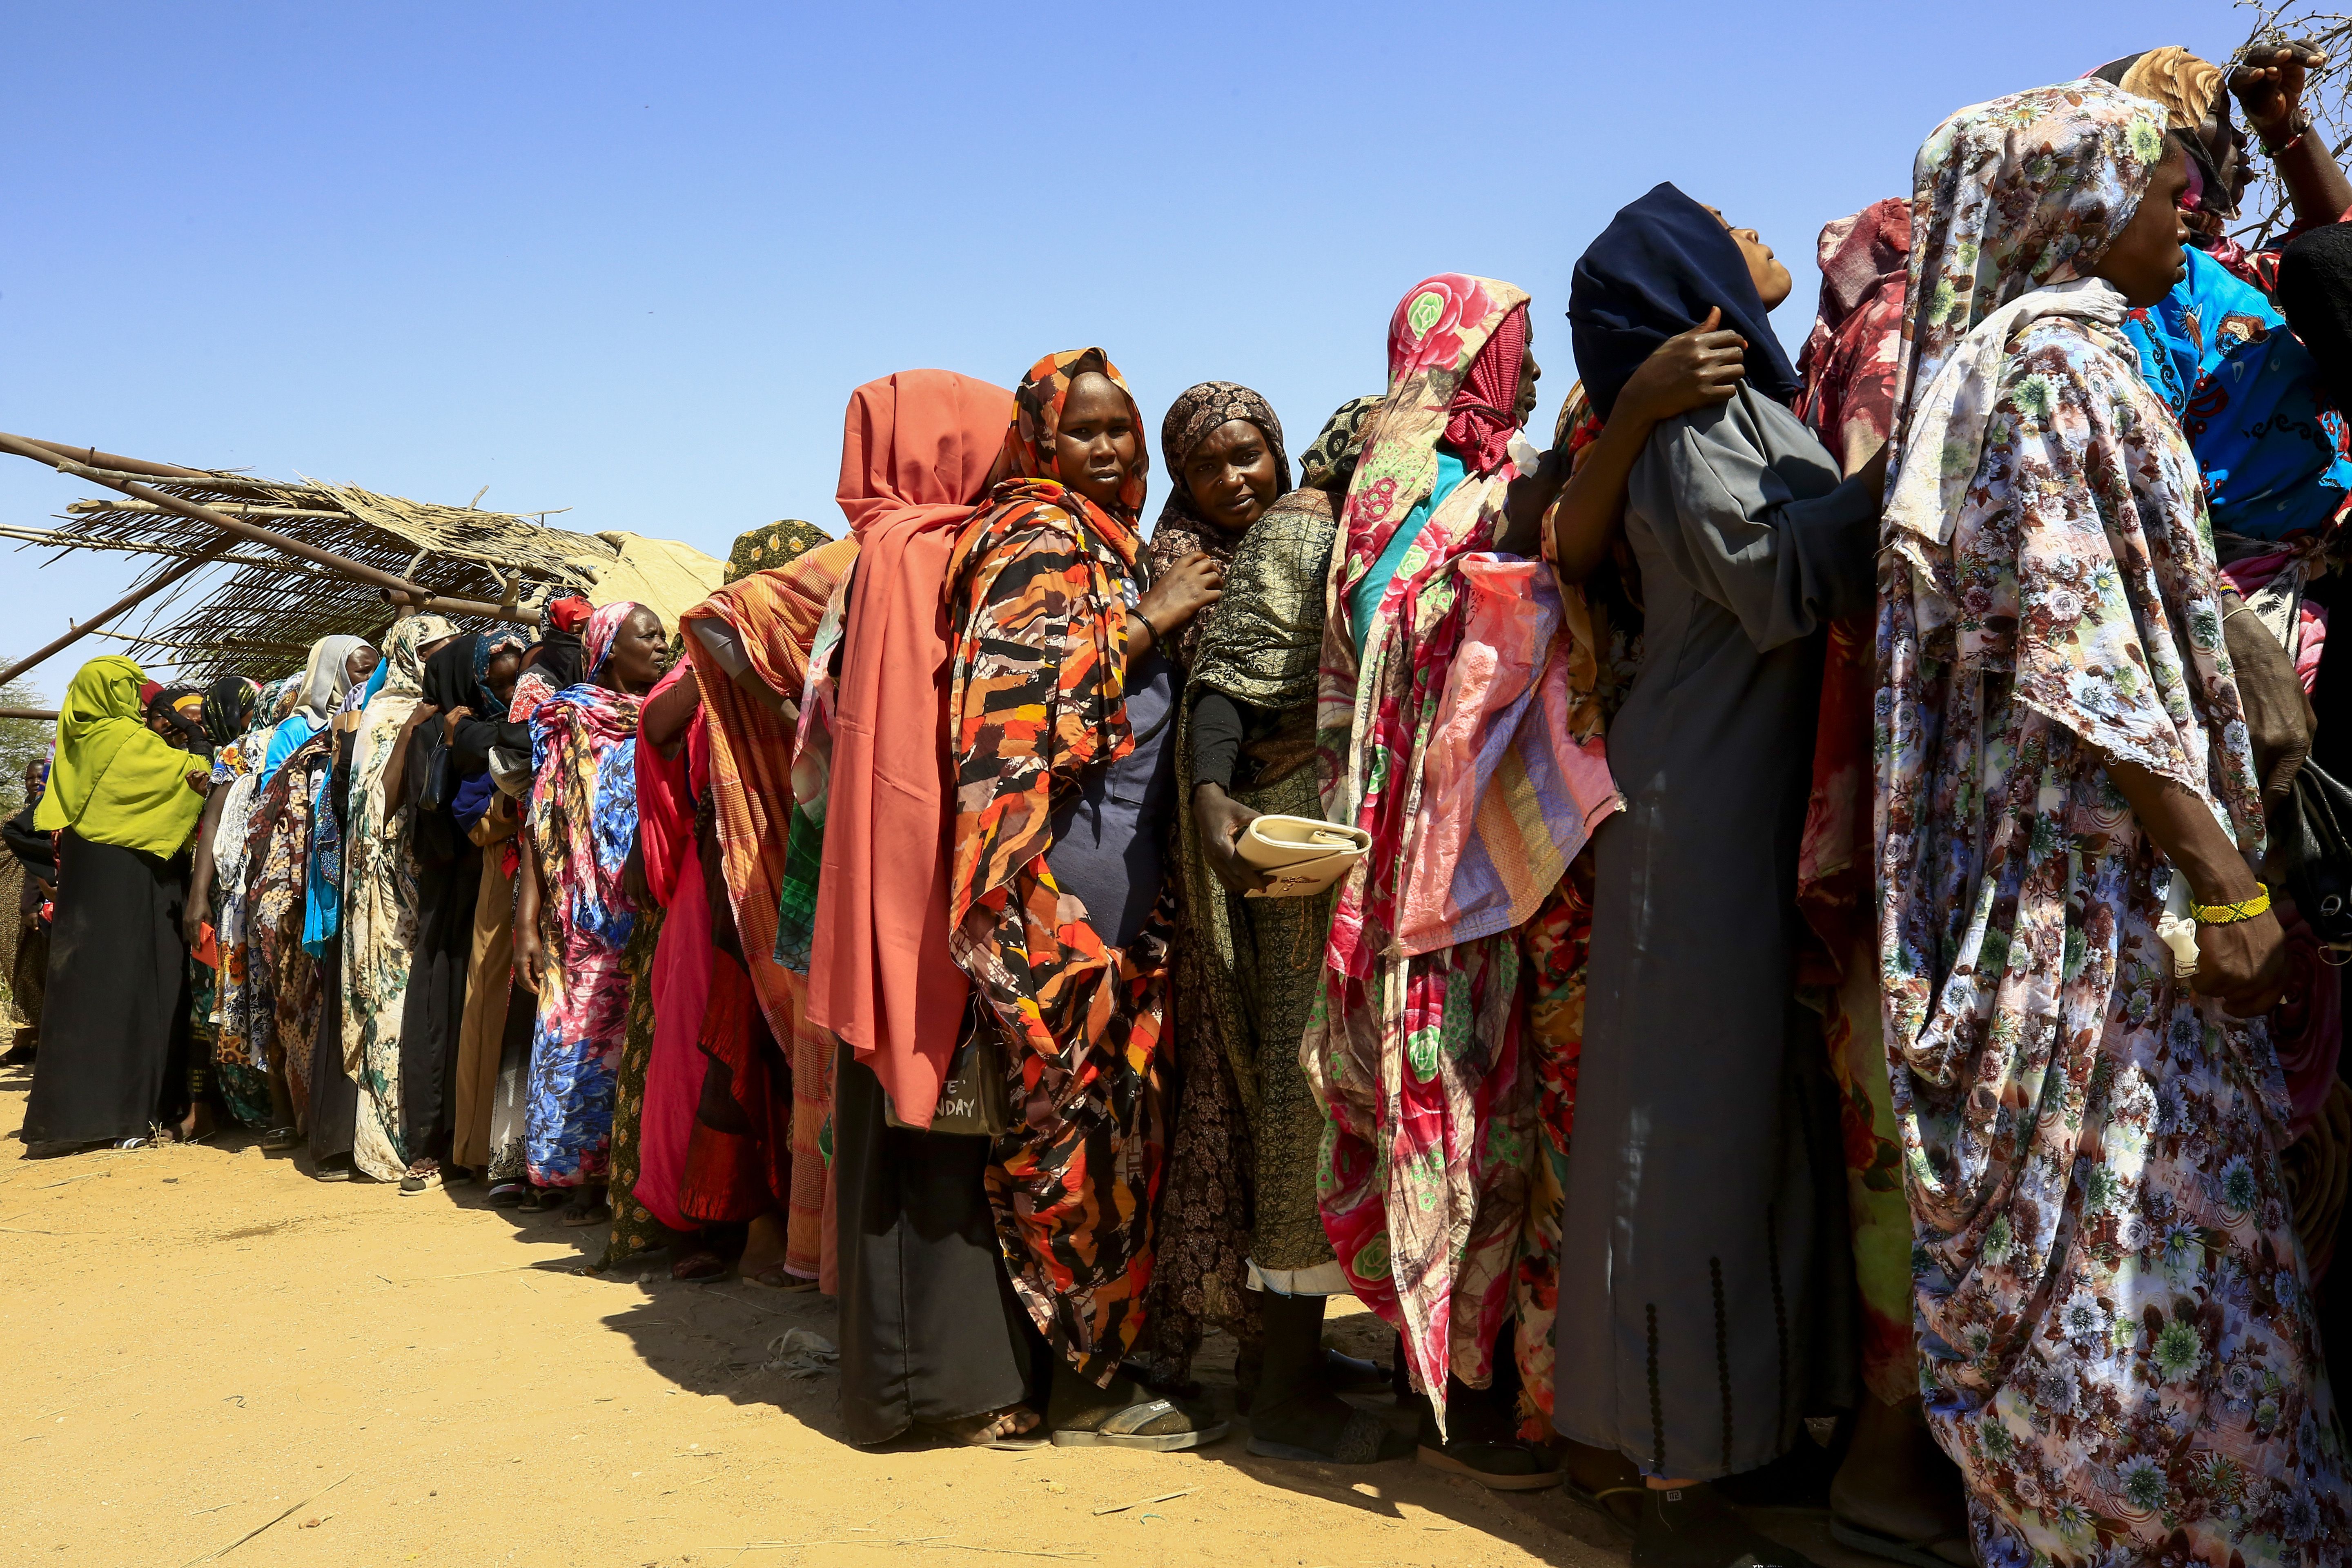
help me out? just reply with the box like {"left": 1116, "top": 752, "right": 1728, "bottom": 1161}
{"left": 670, "top": 1251, "right": 728, "bottom": 1283}
{"left": 1052, "top": 1397, "right": 1230, "bottom": 1451}
{"left": 1831, "top": 1518, "right": 1976, "bottom": 1568}
{"left": 311, "top": 1161, "right": 356, "bottom": 1183}
{"left": 484, "top": 1182, "right": 529, "bottom": 1207}
{"left": 261, "top": 1127, "right": 301, "bottom": 1152}
{"left": 1561, "top": 1477, "right": 1645, "bottom": 1538}
{"left": 399, "top": 1169, "right": 443, "bottom": 1197}
{"left": 744, "top": 1268, "right": 819, "bottom": 1291}
{"left": 113, "top": 1136, "right": 153, "bottom": 1151}
{"left": 1246, "top": 1406, "right": 1403, "bottom": 1464}
{"left": 1416, "top": 1441, "right": 1563, "bottom": 1492}
{"left": 521, "top": 1187, "right": 568, "bottom": 1212}
{"left": 559, "top": 1200, "right": 612, "bottom": 1227}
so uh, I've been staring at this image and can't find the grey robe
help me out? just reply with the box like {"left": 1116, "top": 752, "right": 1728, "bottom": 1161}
{"left": 1555, "top": 385, "right": 1875, "bottom": 1479}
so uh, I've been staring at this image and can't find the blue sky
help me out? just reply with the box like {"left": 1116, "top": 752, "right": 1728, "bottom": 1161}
{"left": 0, "top": 1, "right": 2250, "bottom": 701}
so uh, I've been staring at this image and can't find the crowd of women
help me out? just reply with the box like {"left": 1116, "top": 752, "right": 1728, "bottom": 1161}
{"left": 14, "top": 39, "right": 2352, "bottom": 1568}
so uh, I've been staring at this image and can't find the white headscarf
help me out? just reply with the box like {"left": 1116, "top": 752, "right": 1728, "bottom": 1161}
{"left": 300, "top": 634, "right": 370, "bottom": 724}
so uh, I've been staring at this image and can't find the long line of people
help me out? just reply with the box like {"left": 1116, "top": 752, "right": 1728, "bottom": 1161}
{"left": 12, "top": 45, "right": 2352, "bottom": 1568}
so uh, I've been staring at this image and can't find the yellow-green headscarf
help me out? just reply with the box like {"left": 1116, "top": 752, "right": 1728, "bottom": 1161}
{"left": 33, "top": 655, "right": 209, "bottom": 857}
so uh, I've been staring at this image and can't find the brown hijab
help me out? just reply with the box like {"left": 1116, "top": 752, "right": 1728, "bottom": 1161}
{"left": 1145, "top": 381, "right": 1290, "bottom": 667}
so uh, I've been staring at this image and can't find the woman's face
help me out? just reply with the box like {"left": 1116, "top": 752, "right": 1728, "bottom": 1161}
{"left": 147, "top": 707, "right": 186, "bottom": 747}
{"left": 1054, "top": 372, "right": 1142, "bottom": 511}
{"left": 486, "top": 649, "right": 523, "bottom": 703}
{"left": 2195, "top": 118, "right": 2250, "bottom": 217}
{"left": 345, "top": 646, "right": 381, "bottom": 684}
{"left": 604, "top": 608, "right": 668, "bottom": 693}
{"left": 2094, "top": 141, "right": 2191, "bottom": 308}
{"left": 1515, "top": 338, "right": 1542, "bottom": 426}
{"left": 1181, "top": 419, "right": 1282, "bottom": 532}
{"left": 1707, "top": 207, "right": 1794, "bottom": 310}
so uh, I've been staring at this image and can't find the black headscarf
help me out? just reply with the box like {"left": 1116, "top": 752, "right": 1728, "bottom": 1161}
{"left": 2278, "top": 223, "right": 2352, "bottom": 415}
{"left": 1570, "top": 182, "right": 1801, "bottom": 421}
{"left": 198, "top": 676, "right": 258, "bottom": 749}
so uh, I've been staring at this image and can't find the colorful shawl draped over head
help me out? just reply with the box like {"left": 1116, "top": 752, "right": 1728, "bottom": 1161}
{"left": 808, "top": 369, "right": 1013, "bottom": 1129}
{"left": 1305, "top": 274, "right": 1614, "bottom": 1431}
{"left": 471, "top": 626, "right": 532, "bottom": 713}
{"left": 1147, "top": 382, "right": 1290, "bottom": 669}
{"left": 949, "top": 345, "right": 1154, "bottom": 952}
{"left": 945, "top": 348, "right": 1170, "bottom": 1380}
{"left": 1798, "top": 198, "right": 1914, "bottom": 473}
{"left": 1299, "top": 394, "right": 1383, "bottom": 493}
{"left": 341, "top": 613, "right": 457, "bottom": 1178}
{"left": 582, "top": 601, "right": 632, "bottom": 680}
{"left": 679, "top": 536, "right": 854, "bottom": 1053}
{"left": 1873, "top": 83, "right": 2345, "bottom": 1561}
{"left": 1570, "top": 183, "right": 1802, "bottom": 420}
{"left": 35, "top": 656, "right": 208, "bottom": 856}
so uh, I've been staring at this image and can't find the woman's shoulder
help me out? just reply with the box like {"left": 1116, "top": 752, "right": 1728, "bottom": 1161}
{"left": 953, "top": 486, "right": 1101, "bottom": 589}
{"left": 2002, "top": 316, "right": 2171, "bottom": 420}
{"left": 1644, "top": 384, "right": 1842, "bottom": 492}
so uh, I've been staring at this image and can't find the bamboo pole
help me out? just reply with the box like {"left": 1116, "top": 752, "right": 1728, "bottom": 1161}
{"left": 0, "top": 432, "right": 541, "bottom": 630}
{"left": 0, "top": 546, "right": 231, "bottom": 688}
{"left": 65, "top": 499, "right": 350, "bottom": 522}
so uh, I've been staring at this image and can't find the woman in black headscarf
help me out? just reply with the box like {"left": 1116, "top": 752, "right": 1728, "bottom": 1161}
{"left": 387, "top": 633, "right": 488, "bottom": 1192}
{"left": 1550, "top": 183, "right": 1882, "bottom": 1568}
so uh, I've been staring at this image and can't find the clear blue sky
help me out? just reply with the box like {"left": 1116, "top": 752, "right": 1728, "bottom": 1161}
{"left": 0, "top": 0, "right": 2249, "bottom": 702}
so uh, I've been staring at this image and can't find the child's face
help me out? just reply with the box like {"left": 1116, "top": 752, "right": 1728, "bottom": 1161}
{"left": 486, "top": 650, "right": 523, "bottom": 704}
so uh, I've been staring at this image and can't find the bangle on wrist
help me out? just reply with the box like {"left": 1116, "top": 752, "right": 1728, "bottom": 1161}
{"left": 2261, "top": 114, "right": 2309, "bottom": 157}
{"left": 2189, "top": 884, "right": 2272, "bottom": 925}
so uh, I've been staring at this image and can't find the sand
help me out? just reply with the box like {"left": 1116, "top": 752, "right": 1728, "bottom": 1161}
{"left": 0, "top": 1066, "right": 1868, "bottom": 1568}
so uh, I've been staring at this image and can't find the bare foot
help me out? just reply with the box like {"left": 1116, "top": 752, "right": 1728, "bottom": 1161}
{"left": 931, "top": 1405, "right": 1044, "bottom": 1448}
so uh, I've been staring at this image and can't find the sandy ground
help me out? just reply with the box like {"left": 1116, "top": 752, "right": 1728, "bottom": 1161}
{"left": 0, "top": 1064, "right": 1877, "bottom": 1568}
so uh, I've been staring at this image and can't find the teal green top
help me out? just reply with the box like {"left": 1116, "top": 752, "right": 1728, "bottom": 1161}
{"left": 1351, "top": 450, "right": 1466, "bottom": 658}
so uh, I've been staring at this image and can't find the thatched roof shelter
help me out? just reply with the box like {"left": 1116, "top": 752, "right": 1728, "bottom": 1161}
{"left": 2, "top": 456, "right": 722, "bottom": 681}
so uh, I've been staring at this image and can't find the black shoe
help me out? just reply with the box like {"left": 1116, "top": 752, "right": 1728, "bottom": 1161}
{"left": 1635, "top": 1481, "right": 1820, "bottom": 1568}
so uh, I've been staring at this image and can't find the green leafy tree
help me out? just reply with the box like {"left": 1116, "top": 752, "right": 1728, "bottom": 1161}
{"left": 0, "top": 668, "right": 50, "bottom": 817}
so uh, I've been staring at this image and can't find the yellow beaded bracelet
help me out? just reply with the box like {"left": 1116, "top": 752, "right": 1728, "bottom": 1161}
{"left": 2189, "top": 886, "right": 2272, "bottom": 926}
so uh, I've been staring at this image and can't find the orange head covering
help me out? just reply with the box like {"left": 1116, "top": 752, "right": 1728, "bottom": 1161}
{"left": 807, "top": 369, "right": 1015, "bottom": 1127}
{"left": 1000, "top": 348, "right": 1150, "bottom": 549}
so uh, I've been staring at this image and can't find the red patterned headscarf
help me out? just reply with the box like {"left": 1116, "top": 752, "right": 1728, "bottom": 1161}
{"left": 582, "top": 600, "right": 640, "bottom": 679}
{"left": 1441, "top": 303, "right": 1529, "bottom": 476}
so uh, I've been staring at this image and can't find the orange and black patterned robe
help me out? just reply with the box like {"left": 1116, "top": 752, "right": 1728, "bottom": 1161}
{"left": 944, "top": 478, "right": 1170, "bottom": 1386}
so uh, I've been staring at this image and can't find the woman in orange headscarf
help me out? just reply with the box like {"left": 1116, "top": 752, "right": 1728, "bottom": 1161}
{"left": 922, "top": 352, "right": 1226, "bottom": 1450}
{"left": 820, "top": 369, "right": 1032, "bottom": 1448}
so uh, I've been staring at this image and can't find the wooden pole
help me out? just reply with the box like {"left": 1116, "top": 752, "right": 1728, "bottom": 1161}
{"left": 0, "top": 707, "right": 58, "bottom": 722}
{"left": 0, "top": 545, "right": 233, "bottom": 689}
{"left": 0, "top": 432, "right": 541, "bottom": 632}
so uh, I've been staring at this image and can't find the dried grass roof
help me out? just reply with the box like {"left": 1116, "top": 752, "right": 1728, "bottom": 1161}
{"left": 19, "top": 468, "right": 623, "bottom": 679}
